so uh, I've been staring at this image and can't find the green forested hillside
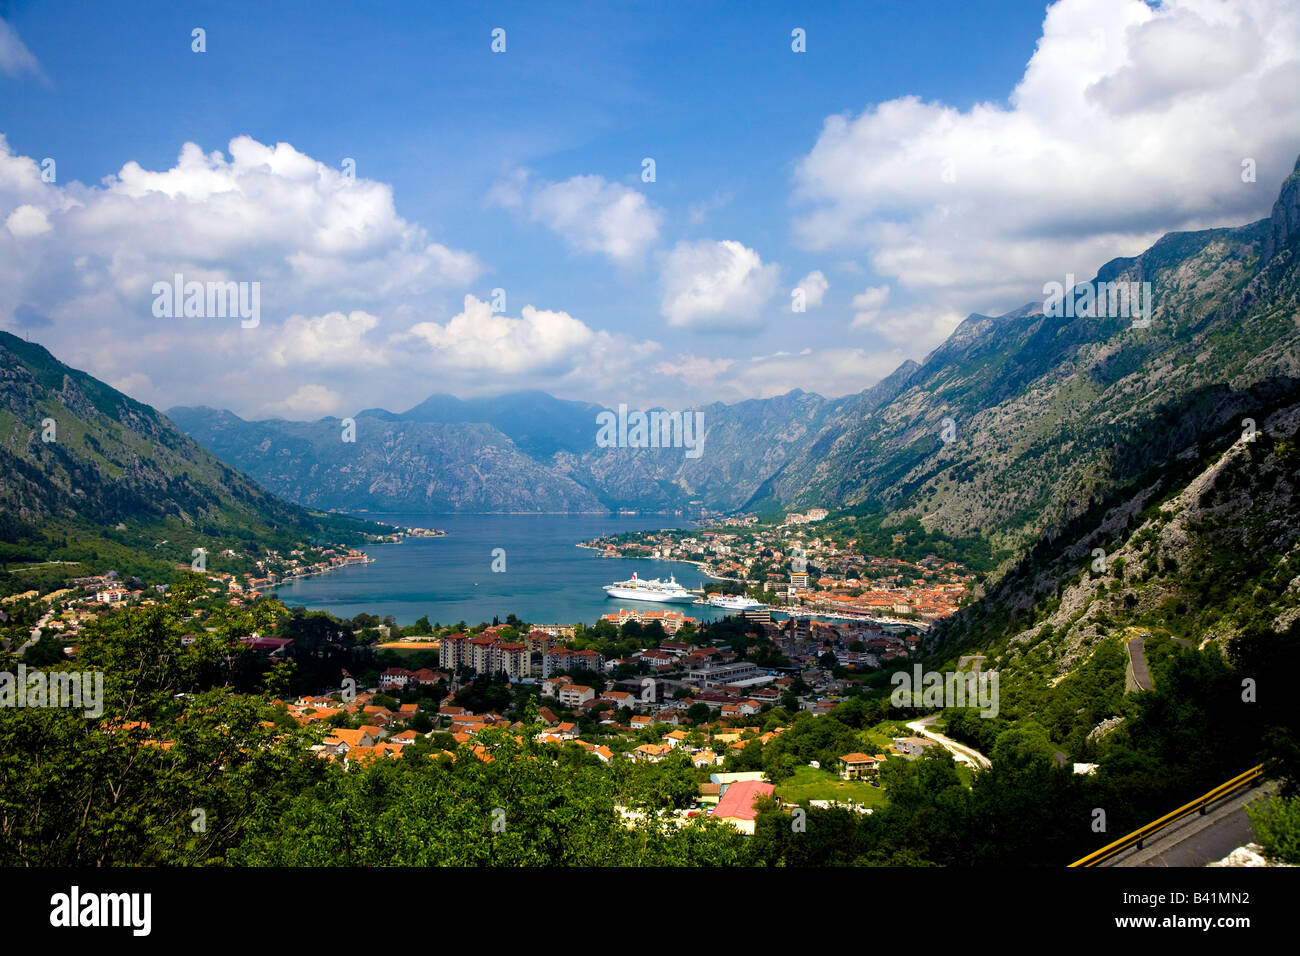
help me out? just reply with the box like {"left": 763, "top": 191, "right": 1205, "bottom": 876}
{"left": 0, "top": 331, "right": 389, "bottom": 582}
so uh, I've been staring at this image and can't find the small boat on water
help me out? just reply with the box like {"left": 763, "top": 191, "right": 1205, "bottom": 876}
{"left": 706, "top": 593, "right": 765, "bottom": 611}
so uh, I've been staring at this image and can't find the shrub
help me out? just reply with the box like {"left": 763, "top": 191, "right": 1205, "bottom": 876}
{"left": 1246, "top": 795, "right": 1300, "bottom": 864}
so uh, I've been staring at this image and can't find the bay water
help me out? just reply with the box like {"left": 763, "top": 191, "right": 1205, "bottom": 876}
{"left": 272, "top": 513, "right": 735, "bottom": 628}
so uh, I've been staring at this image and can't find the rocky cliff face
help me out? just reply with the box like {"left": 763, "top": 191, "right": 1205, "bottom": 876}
{"left": 750, "top": 165, "right": 1300, "bottom": 575}
{"left": 1262, "top": 156, "right": 1300, "bottom": 264}
{"left": 551, "top": 388, "right": 848, "bottom": 512}
{"left": 939, "top": 391, "right": 1300, "bottom": 680}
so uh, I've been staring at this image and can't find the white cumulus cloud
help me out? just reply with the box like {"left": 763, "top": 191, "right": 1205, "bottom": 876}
{"left": 404, "top": 294, "right": 600, "bottom": 374}
{"left": 268, "top": 310, "right": 388, "bottom": 368}
{"left": 794, "top": 270, "right": 829, "bottom": 309}
{"left": 0, "top": 135, "right": 487, "bottom": 414}
{"left": 490, "top": 169, "right": 661, "bottom": 265}
{"left": 0, "top": 136, "right": 483, "bottom": 336}
{"left": 659, "top": 239, "right": 781, "bottom": 329}
{"left": 262, "top": 384, "right": 345, "bottom": 419}
{"left": 849, "top": 284, "right": 891, "bottom": 328}
{"left": 793, "top": 0, "right": 1300, "bottom": 343}
{"left": 5, "top": 203, "right": 50, "bottom": 237}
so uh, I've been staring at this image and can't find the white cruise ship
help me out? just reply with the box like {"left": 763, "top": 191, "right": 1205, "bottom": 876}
{"left": 707, "top": 594, "right": 765, "bottom": 611}
{"left": 603, "top": 572, "right": 696, "bottom": 604}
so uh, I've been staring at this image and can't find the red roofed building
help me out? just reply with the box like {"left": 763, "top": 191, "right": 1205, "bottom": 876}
{"left": 544, "top": 647, "right": 606, "bottom": 677}
{"left": 380, "top": 667, "right": 414, "bottom": 689}
{"left": 712, "top": 780, "right": 776, "bottom": 835}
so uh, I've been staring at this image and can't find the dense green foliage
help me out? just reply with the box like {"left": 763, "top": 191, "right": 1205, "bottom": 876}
{"left": 1246, "top": 796, "right": 1300, "bottom": 864}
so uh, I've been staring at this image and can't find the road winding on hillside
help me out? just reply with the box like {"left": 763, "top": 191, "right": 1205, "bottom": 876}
{"left": 1125, "top": 634, "right": 1154, "bottom": 692}
{"left": 906, "top": 715, "right": 993, "bottom": 770}
{"left": 12, "top": 608, "right": 55, "bottom": 656}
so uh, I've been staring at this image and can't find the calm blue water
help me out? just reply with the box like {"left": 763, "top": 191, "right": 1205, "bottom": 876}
{"left": 272, "top": 513, "right": 735, "bottom": 628}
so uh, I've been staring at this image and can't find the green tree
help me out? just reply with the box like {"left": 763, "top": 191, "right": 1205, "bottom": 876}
{"left": 22, "top": 634, "right": 65, "bottom": 667}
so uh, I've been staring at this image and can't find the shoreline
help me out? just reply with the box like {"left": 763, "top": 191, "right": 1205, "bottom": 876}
{"left": 353, "top": 511, "right": 702, "bottom": 518}
{"left": 575, "top": 542, "right": 730, "bottom": 582}
{"left": 266, "top": 556, "right": 374, "bottom": 588}
{"left": 578, "top": 546, "right": 931, "bottom": 630}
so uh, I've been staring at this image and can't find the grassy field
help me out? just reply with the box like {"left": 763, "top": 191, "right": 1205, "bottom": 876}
{"left": 863, "top": 730, "right": 896, "bottom": 751}
{"left": 774, "top": 765, "right": 890, "bottom": 808}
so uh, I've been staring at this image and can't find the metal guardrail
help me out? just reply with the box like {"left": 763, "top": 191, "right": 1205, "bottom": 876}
{"left": 1069, "top": 764, "right": 1265, "bottom": 867}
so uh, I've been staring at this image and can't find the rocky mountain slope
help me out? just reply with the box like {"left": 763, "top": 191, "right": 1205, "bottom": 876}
{"left": 753, "top": 157, "right": 1300, "bottom": 570}
{"left": 0, "top": 331, "right": 384, "bottom": 563}
{"left": 940, "top": 387, "right": 1300, "bottom": 674}
{"left": 551, "top": 388, "right": 849, "bottom": 512}
{"left": 883, "top": 157, "right": 1300, "bottom": 763}
{"left": 165, "top": 407, "right": 609, "bottom": 513}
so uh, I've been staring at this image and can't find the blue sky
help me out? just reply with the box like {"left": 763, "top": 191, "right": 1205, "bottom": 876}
{"left": 2, "top": 0, "right": 1299, "bottom": 419}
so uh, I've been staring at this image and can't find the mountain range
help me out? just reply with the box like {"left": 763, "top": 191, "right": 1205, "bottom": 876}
{"left": 165, "top": 154, "right": 1300, "bottom": 671}
{"left": 170, "top": 157, "right": 1300, "bottom": 546}
{"left": 168, "top": 387, "right": 851, "bottom": 514}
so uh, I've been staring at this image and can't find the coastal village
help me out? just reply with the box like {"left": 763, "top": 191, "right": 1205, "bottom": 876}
{"left": 5, "top": 577, "right": 958, "bottom": 833}
{"left": 584, "top": 508, "right": 976, "bottom": 626}
{"left": 2, "top": 518, "right": 452, "bottom": 648}
{"left": 1, "top": 543, "right": 375, "bottom": 648}
{"left": 286, "top": 616, "right": 955, "bottom": 832}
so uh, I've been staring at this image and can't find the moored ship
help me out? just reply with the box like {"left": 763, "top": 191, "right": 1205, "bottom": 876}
{"left": 603, "top": 572, "right": 696, "bottom": 604}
